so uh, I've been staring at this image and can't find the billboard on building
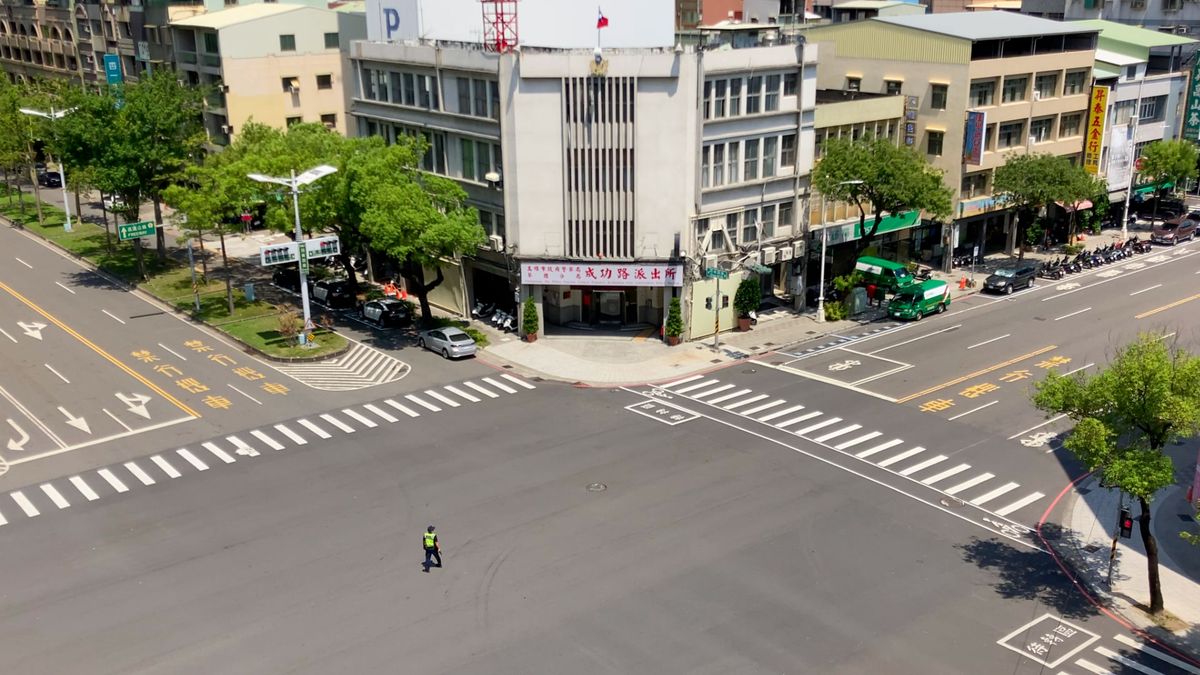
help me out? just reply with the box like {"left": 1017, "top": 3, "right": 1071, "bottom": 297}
{"left": 1083, "top": 86, "right": 1109, "bottom": 175}
{"left": 365, "top": 0, "right": 674, "bottom": 49}
{"left": 1185, "top": 60, "right": 1200, "bottom": 141}
{"left": 963, "top": 111, "right": 985, "bottom": 166}
{"left": 1107, "top": 120, "right": 1133, "bottom": 193}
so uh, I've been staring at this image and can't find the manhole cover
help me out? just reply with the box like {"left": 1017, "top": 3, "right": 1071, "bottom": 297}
{"left": 940, "top": 497, "right": 965, "bottom": 508}
{"left": 587, "top": 482, "right": 607, "bottom": 492}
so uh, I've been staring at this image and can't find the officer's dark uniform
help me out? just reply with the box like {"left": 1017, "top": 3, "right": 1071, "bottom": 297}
{"left": 423, "top": 526, "right": 441, "bottom": 571}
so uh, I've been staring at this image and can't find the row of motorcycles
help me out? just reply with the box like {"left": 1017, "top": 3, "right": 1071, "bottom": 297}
{"left": 471, "top": 301, "right": 517, "bottom": 332}
{"left": 1036, "top": 237, "right": 1152, "bottom": 280}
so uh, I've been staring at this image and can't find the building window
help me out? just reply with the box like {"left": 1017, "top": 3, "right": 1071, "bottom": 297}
{"left": 324, "top": 32, "right": 339, "bottom": 49}
{"left": 1059, "top": 113, "right": 1082, "bottom": 137}
{"left": 984, "top": 124, "right": 995, "bottom": 151}
{"left": 765, "top": 74, "right": 780, "bottom": 111}
{"left": 784, "top": 72, "right": 797, "bottom": 96}
{"left": 701, "top": 146, "right": 710, "bottom": 188}
{"left": 403, "top": 73, "right": 415, "bottom": 106}
{"left": 1001, "top": 76, "right": 1027, "bottom": 103}
{"left": 762, "top": 136, "right": 777, "bottom": 178}
{"left": 712, "top": 144, "right": 725, "bottom": 186}
{"left": 780, "top": 133, "right": 797, "bottom": 169}
{"left": 1030, "top": 117, "right": 1052, "bottom": 143}
{"left": 714, "top": 79, "right": 727, "bottom": 118}
{"left": 703, "top": 80, "right": 711, "bottom": 120}
{"left": 1140, "top": 96, "right": 1163, "bottom": 121}
{"left": 316, "top": 74, "right": 332, "bottom": 90}
{"left": 286, "top": 116, "right": 302, "bottom": 127}
{"left": 203, "top": 32, "right": 219, "bottom": 54}
{"left": 742, "top": 209, "right": 758, "bottom": 243}
{"left": 930, "top": 84, "right": 947, "bottom": 110}
{"left": 1112, "top": 99, "right": 1136, "bottom": 126}
{"left": 779, "top": 202, "right": 793, "bottom": 230}
{"left": 885, "top": 80, "right": 903, "bottom": 96}
{"left": 281, "top": 76, "right": 297, "bottom": 93}
{"left": 1124, "top": 65, "right": 1137, "bottom": 80}
{"left": 927, "top": 131, "right": 944, "bottom": 156}
{"left": 761, "top": 204, "right": 776, "bottom": 239}
{"left": 279, "top": 34, "right": 295, "bottom": 51}
{"left": 969, "top": 80, "right": 994, "bottom": 107}
{"left": 729, "top": 78, "right": 742, "bottom": 116}
{"left": 475, "top": 141, "right": 490, "bottom": 183}
{"left": 744, "top": 138, "right": 759, "bottom": 180}
{"left": 1064, "top": 70, "right": 1087, "bottom": 95}
{"left": 727, "top": 142, "right": 740, "bottom": 183}
{"left": 846, "top": 77, "right": 861, "bottom": 92}
{"left": 746, "top": 76, "right": 762, "bottom": 114}
{"left": 1035, "top": 73, "right": 1058, "bottom": 99}
{"left": 489, "top": 81, "right": 500, "bottom": 120}
{"left": 321, "top": 113, "right": 336, "bottom": 129}
{"left": 998, "top": 121, "right": 1024, "bottom": 148}
{"left": 474, "top": 79, "right": 487, "bottom": 117}
{"left": 457, "top": 77, "right": 471, "bottom": 114}
{"left": 961, "top": 172, "right": 988, "bottom": 198}
{"left": 460, "top": 138, "right": 475, "bottom": 181}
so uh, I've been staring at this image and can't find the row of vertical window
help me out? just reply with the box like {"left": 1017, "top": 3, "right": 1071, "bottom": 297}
{"left": 360, "top": 66, "right": 442, "bottom": 111}
{"left": 968, "top": 69, "right": 1090, "bottom": 107}
{"left": 702, "top": 72, "right": 797, "bottom": 120}
{"left": 701, "top": 133, "right": 798, "bottom": 189}
{"left": 696, "top": 201, "right": 795, "bottom": 252}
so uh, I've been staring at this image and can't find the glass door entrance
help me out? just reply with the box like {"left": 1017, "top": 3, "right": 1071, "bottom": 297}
{"left": 595, "top": 291, "right": 624, "bottom": 326}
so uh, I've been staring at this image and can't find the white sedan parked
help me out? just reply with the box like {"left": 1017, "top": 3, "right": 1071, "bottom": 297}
{"left": 417, "top": 327, "right": 477, "bottom": 359}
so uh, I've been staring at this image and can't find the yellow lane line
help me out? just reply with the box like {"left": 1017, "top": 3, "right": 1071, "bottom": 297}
{"left": 1135, "top": 292, "right": 1200, "bottom": 320}
{"left": 0, "top": 280, "right": 200, "bottom": 419}
{"left": 895, "top": 344, "right": 1058, "bottom": 404}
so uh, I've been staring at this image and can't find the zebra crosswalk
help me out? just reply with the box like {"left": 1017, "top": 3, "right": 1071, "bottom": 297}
{"left": 271, "top": 341, "right": 410, "bottom": 391}
{"left": 0, "top": 374, "right": 535, "bottom": 529}
{"left": 654, "top": 374, "right": 1046, "bottom": 521}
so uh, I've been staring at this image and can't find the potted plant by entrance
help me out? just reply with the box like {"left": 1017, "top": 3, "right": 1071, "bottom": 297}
{"left": 733, "top": 275, "right": 760, "bottom": 331}
{"left": 521, "top": 296, "right": 539, "bottom": 342}
{"left": 665, "top": 297, "right": 683, "bottom": 346}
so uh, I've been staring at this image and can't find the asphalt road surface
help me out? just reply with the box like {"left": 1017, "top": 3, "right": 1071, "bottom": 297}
{"left": 0, "top": 380, "right": 1196, "bottom": 674}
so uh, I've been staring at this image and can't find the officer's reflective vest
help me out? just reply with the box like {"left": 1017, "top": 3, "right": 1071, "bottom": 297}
{"left": 424, "top": 532, "right": 437, "bottom": 549}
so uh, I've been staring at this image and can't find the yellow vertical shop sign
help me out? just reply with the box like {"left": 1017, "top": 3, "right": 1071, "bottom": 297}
{"left": 1083, "top": 85, "right": 1109, "bottom": 174}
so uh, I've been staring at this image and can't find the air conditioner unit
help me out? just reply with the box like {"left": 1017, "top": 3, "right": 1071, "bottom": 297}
{"left": 288, "top": 85, "right": 300, "bottom": 94}
{"left": 218, "top": 84, "right": 229, "bottom": 93}
{"left": 761, "top": 246, "right": 778, "bottom": 265}
{"left": 220, "top": 124, "right": 232, "bottom": 134}
{"left": 488, "top": 234, "right": 503, "bottom": 252}
{"left": 778, "top": 245, "right": 794, "bottom": 262}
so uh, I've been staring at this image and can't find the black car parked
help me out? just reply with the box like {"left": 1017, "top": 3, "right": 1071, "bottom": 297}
{"left": 983, "top": 264, "right": 1038, "bottom": 294}
{"left": 37, "top": 171, "right": 62, "bottom": 188}
{"left": 312, "top": 278, "right": 355, "bottom": 308}
{"left": 359, "top": 298, "right": 412, "bottom": 327}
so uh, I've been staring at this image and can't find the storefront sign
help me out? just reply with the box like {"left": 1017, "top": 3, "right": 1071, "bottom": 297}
{"left": 904, "top": 96, "right": 919, "bottom": 147}
{"left": 963, "top": 111, "right": 986, "bottom": 166}
{"left": 1084, "top": 86, "right": 1109, "bottom": 175}
{"left": 1185, "top": 60, "right": 1200, "bottom": 141}
{"left": 958, "top": 195, "right": 1008, "bottom": 219}
{"left": 521, "top": 262, "right": 683, "bottom": 287}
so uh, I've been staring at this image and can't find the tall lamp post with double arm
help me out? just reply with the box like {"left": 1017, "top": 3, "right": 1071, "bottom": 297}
{"left": 19, "top": 106, "right": 75, "bottom": 233}
{"left": 817, "top": 179, "right": 864, "bottom": 322}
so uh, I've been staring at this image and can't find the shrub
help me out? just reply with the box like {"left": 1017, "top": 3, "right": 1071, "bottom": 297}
{"left": 1064, "top": 243, "right": 1084, "bottom": 256}
{"left": 277, "top": 311, "right": 302, "bottom": 340}
{"left": 824, "top": 299, "right": 849, "bottom": 321}
{"left": 461, "top": 327, "right": 489, "bottom": 348}
{"left": 666, "top": 297, "right": 683, "bottom": 337}
{"left": 733, "top": 275, "right": 760, "bottom": 317}
{"left": 522, "top": 296, "right": 539, "bottom": 335}
{"left": 832, "top": 271, "right": 863, "bottom": 295}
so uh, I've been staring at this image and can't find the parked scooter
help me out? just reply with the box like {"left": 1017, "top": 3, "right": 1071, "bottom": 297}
{"left": 472, "top": 301, "right": 495, "bottom": 319}
{"left": 1038, "top": 259, "right": 1064, "bottom": 280}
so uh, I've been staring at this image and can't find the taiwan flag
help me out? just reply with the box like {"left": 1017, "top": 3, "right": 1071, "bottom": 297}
{"left": 597, "top": 9, "right": 609, "bottom": 29}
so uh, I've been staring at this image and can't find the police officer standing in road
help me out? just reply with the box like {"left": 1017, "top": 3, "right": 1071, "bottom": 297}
{"left": 423, "top": 525, "right": 441, "bottom": 572}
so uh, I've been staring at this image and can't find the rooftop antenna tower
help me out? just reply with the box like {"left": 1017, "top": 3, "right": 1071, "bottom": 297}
{"left": 480, "top": 0, "right": 520, "bottom": 53}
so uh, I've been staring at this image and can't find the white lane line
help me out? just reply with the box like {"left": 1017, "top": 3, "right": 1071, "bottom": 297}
{"left": 1094, "top": 646, "right": 1166, "bottom": 675}
{"left": 878, "top": 447, "right": 926, "bottom": 468}
{"left": 481, "top": 377, "right": 518, "bottom": 394}
{"left": 970, "top": 482, "right": 1020, "bottom": 506}
{"left": 362, "top": 403, "right": 398, "bottom": 423}
{"left": 812, "top": 424, "right": 863, "bottom": 443}
{"left": 424, "top": 390, "right": 460, "bottom": 408}
{"left": 723, "top": 394, "right": 768, "bottom": 410}
{"left": 967, "top": 334, "right": 1010, "bottom": 350}
{"left": 855, "top": 438, "right": 905, "bottom": 458}
{"left": 659, "top": 374, "right": 704, "bottom": 389}
{"left": 55, "top": 281, "right": 76, "bottom": 295}
{"left": 0, "top": 510, "right": 6, "bottom": 525}
{"left": 385, "top": 399, "right": 421, "bottom": 417}
{"left": 672, "top": 379, "right": 720, "bottom": 394}
{"left": 341, "top": 408, "right": 378, "bottom": 428}
{"left": 1062, "top": 363, "right": 1095, "bottom": 376}
{"left": 444, "top": 385, "right": 480, "bottom": 403}
{"left": 97, "top": 468, "right": 129, "bottom": 493}
{"left": 795, "top": 417, "right": 844, "bottom": 436}
{"left": 44, "top": 364, "right": 70, "bottom": 383}
{"left": 707, "top": 388, "right": 753, "bottom": 405}
{"left": 775, "top": 411, "right": 822, "bottom": 429}
{"left": 898, "top": 455, "right": 948, "bottom": 477}
{"left": 922, "top": 464, "right": 971, "bottom": 485}
{"left": 250, "top": 429, "right": 285, "bottom": 450}
{"left": 834, "top": 431, "right": 883, "bottom": 450}
{"left": 157, "top": 343, "right": 187, "bottom": 360}
{"left": 690, "top": 384, "right": 736, "bottom": 399}
{"left": 405, "top": 394, "right": 441, "bottom": 412}
{"left": 501, "top": 374, "right": 536, "bottom": 389}
{"left": 1054, "top": 306, "right": 1092, "bottom": 321}
{"left": 103, "top": 408, "right": 133, "bottom": 432}
{"left": 274, "top": 423, "right": 309, "bottom": 444}
{"left": 176, "top": 448, "right": 210, "bottom": 471}
{"left": 150, "top": 455, "right": 182, "bottom": 478}
{"left": 120, "top": 461, "right": 155, "bottom": 486}
{"left": 870, "top": 324, "right": 962, "bottom": 354}
{"left": 226, "top": 436, "right": 260, "bottom": 457}
{"left": 15, "top": 257, "right": 32, "bottom": 269}
{"left": 1130, "top": 284, "right": 1162, "bottom": 296}
{"left": 0, "top": 328, "right": 15, "bottom": 343}
{"left": 741, "top": 399, "right": 786, "bottom": 416}
{"left": 69, "top": 475, "right": 101, "bottom": 500}
{"left": 1113, "top": 633, "right": 1200, "bottom": 674}
{"left": 101, "top": 309, "right": 126, "bottom": 324}
{"left": 947, "top": 400, "right": 999, "bottom": 421}
{"left": 201, "top": 441, "right": 237, "bottom": 463}
{"left": 228, "top": 384, "right": 263, "bottom": 405}
{"left": 944, "top": 472, "right": 995, "bottom": 496}
{"left": 297, "top": 418, "right": 332, "bottom": 439}
{"left": 1074, "top": 659, "right": 1113, "bottom": 674}
{"left": 319, "top": 413, "right": 356, "bottom": 433}
{"left": 1007, "top": 414, "right": 1069, "bottom": 440}
{"left": 11, "top": 491, "right": 40, "bottom": 517}
{"left": 994, "top": 492, "right": 1046, "bottom": 517}
{"left": 40, "top": 483, "right": 70, "bottom": 509}
{"left": 759, "top": 404, "right": 806, "bottom": 422}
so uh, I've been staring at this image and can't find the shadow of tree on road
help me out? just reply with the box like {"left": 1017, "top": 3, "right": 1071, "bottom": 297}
{"left": 956, "top": 527, "right": 1095, "bottom": 621}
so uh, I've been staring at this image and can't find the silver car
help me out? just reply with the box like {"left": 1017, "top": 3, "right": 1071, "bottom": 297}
{"left": 418, "top": 326, "right": 477, "bottom": 359}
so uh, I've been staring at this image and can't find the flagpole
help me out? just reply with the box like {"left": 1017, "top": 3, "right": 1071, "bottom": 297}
{"left": 597, "top": 5, "right": 601, "bottom": 49}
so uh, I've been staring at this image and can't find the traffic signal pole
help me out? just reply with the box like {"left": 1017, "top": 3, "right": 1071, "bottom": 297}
{"left": 290, "top": 169, "right": 314, "bottom": 347}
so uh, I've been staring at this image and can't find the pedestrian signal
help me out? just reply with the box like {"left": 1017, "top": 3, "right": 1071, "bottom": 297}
{"left": 1119, "top": 509, "right": 1133, "bottom": 539}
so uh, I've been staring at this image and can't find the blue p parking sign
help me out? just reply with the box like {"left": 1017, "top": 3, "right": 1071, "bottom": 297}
{"left": 103, "top": 54, "right": 123, "bottom": 85}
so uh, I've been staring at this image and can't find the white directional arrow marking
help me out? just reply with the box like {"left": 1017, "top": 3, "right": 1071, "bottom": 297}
{"left": 6, "top": 419, "right": 30, "bottom": 451}
{"left": 57, "top": 406, "right": 91, "bottom": 434}
{"left": 17, "top": 321, "right": 47, "bottom": 341}
{"left": 115, "top": 392, "right": 152, "bottom": 420}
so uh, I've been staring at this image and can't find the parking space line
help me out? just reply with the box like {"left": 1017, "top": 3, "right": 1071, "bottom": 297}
{"left": 501, "top": 374, "right": 536, "bottom": 389}
{"left": 297, "top": 418, "right": 332, "bottom": 439}
{"left": 69, "top": 475, "right": 100, "bottom": 500}
{"left": 274, "top": 423, "right": 309, "bottom": 444}
{"left": 855, "top": 438, "right": 904, "bottom": 458}
{"left": 11, "top": 491, "right": 40, "bottom": 517}
{"left": 834, "top": 431, "right": 882, "bottom": 450}
{"left": 944, "top": 472, "right": 994, "bottom": 496}
{"left": 482, "top": 377, "right": 518, "bottom": 394}
{"left": 123, "top": 461, "right": 156, "bottom": 486}
{"left": 201, "top": 441, "right": 237, "bottom": 464}
{"left": 362, "top": 403, "right": 398, "bottom": 423}
{"left": 341, "top": 408, "right": 378, "bottom": 428}
{"left": 385, "top": 399, "right": 421, "bottom": 417}
{"left": 97, "top": 468, "right": 129, "bottom": 493}
{"left": 759, "top": 404, "right": 806, "bottom": 422}
{"left": 444, "top": 385, "right": 480, "bottom": 403}
{"left": 723, "top": 394, "right": 768, "bottom": 410}
{"left": 463, "top": 382, "right": 499, "bottom": 399}
{"left": 970, "top": 482, "right": 1019, "bottom": 506}
{"left": 424, "top": 390, "right": 460, "bottom": 408}
{"left": 250, "top": 429, "right": 286, "bottom": 450}
{"left": 994, "top": 492, "right": 1045, "bottom": 517}
{"left": 40, "top": 483, "right": 70, "bottom": 509}
{"left": 405, "top": 394, "right": 441, "bottom": 412}
{"left": 921, "top": 464, "right": 971, "bottom": 485}
{"left": 741, "top": 399, "right": 786, "bottom": 416}
{"left": 150, "top": 455, "right": 182, "bottom": 478}
{"left": 898, "top": 455, "right": 947, "bottom": 476}
{"left": 176, "top": 448, "right": 209, "bottom": 471}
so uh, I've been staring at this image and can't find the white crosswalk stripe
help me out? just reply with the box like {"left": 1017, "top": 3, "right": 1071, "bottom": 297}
{"left": 405, "top": 394, "right": 441, "bottom": 412}
{"left": 659, "top": 374, "right": 705, "bottom": 389}
{"left": 150, "top": 455, "right": 182, "bottom": 478}
{"left": 1112, "top": 633, "right": 1200, "bottom": 674}
{"left": 297, "top": 418, "right": 332, "bottom": 439}
{"left": 0, "top": 510, "right": 7, "bottom": 526}
{"left": 70, "top": 475, "right": 101, "bottom": 500}
{"left": 341, "top": 408, "right": 378, "bottom": 428}
{"left": 921, "top": 463, "right": 971, "bottom": 485}
{"left": 969, "top": 482, "right": 1020, "bottom": 506}
{"left": 40, "top": 483, "right": 70, "bottom": 509}
{"left": 424, "top": 390, "right": 460, "bottom": 408}
{"left": 834, "top": 431, "right": 882, "bottom": 450}
{"left": 11, "top": 491, "right": 39, "bottom": 517}
{"left": 877, "top": 447, "right": 925, "bottom": 468}
{"left": 274, "top": 423, "right": 309, "bottom": 444}
{"left": 795, "top": 417, "right": 844, "bottom": 436}
{"left": 673, "top": 379, "right": 719, "bottom": 394}
{"left": 1093, "top": 646, "right": 1163, "bottom": 674}
{"left": 444, "top": 385, "right": 480, "bottom": 403}
{"left": 897, "top": 455, "right": 947, "bottom": 477}
{"left": 691, "top": 383, "right": 736, "bottom": 399}
{"left": 270, "top": 341, "right": 409, "bottom": 391}
{"left": 775, "top": 411, "right": 822, "bottom": 428}
{"left": 177, "top": 448, "right": 209, "bottom": 471}
{"left": 741, "top": 399, "right": 786, "bottom": 415}
{"left": 855, "top": 438, "right": 904, "bottom": 458}
{"left": 97, "top": 468, "right": 129, "bottom": 493}
{"left": 707, "top": 388, "right": 753, "bottom": 405}
{"left": 464, "top": 381, "right": 499, "bottom": 399}
{"left": 363, "top": 403, "right": 398, "bottom": 423}
{"left": 1074, "top": 658, "right": 1113, "bottom": 674}
{"left": 226, "top": 436, "right": 261, "bottom": 457}
{"left": 501, "top": 374, "right": 536, "bottom": 390}
{"left": 319, "top": 414, "right": 356, "bottom": 433}
{"left": 994, "top": 492, "right": 1045, "bottom": 517}
{"left": 250, "top": 430, "right": 285, "bottom": 450}
{"left": 723, "top": 394, "right": 768, "bottom": 410}
{"left": 123, "top": 462, "right": 156, "bottom": 486}
{"left": 202, "top": 442, "right": 237, "bottom": 464}
{"left": 385, "top": 399, "right": 421, "bottom": 417}
{"left": 812, "top": 424, "right": 862, "bottom": 443}
{"left": 482, "top": 377, "right": 518, "bottom": 394}
{"left": 944, "top": 473, "right": 994, "bottom": 496}
{"left": 759, "top": 404, "right": 806, "bottom": 422}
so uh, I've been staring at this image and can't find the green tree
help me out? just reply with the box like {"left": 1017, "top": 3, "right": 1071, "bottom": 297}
{"left": 1138, "top": 140, "right": 1199, "bottom": 218}
{"left": 665, "top": 297, "right": 683, "bottom": 340}
{"left": 993, "top": 153, "right": 1104, "bottom": 257}
{"left": 521, "top": 295, "right": 538, "bottom": 336}
{"left": 1032, "top": 334, "right": 1200, "bottom": 616}
{"left": 734, "top": 274, "right": 760, "bottom": 317}
{"left": 812, "top": 136, "right": 953, "bottom": 253}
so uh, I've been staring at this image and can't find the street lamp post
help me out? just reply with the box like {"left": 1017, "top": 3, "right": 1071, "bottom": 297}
{"left": 1120, "top": 77, "right": 1146, "bottom": 242}
{"left": 247, "top": 165, "right": 338, "bottom": 346}
{"left": 19, "top": 106, "right": 75, "bottom": 233}
{"left": 817, "top": 179, "right": 864, "bottom": 322}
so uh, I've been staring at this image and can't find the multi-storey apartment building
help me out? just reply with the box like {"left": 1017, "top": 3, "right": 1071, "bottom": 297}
{"left": 351, "top": 0, "right": 815, "bottom": 341}
{"left": 804, "top": 12, "right": 1097, "bottom": 267}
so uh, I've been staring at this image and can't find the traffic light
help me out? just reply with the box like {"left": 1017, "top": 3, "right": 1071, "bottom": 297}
{"left": 1119, "top": 508, "right": 1133, "bottom": 539}
{"left": 318, "top": 239, "right": 339, "bottom": 258}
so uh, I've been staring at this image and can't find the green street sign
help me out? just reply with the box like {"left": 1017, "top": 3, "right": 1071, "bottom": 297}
{"left": 705, "top": 267, "right": 729, "bottom": 280}
{"left": 117, "top": 220, "right": 156, "bottom": 241}
{"left": 1186, "top": 59, "right": 1200, "bottom": 141}
{"left": 297, "top": 237, "right": 309, "bottom": 274}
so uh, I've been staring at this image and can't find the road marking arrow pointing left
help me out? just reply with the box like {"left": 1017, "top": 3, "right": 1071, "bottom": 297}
{"left": 57, "top": 406, "right": 92, "bottom": 434}
{"left": 6, "top": 419, "right": 30, "bottom": 451}
{"left": 115, "top": 392, "right": 152, "bottom": 419}
{"left": 17, "top": 321, "right": 47, "bottom": 341}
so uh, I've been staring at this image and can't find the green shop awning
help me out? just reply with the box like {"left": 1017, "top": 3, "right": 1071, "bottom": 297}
{"left": 1133, "top": 181, "right": 1174, "bottom": 196}
{"left": 854, "top": 209, "right": 919, "bottom": 239}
